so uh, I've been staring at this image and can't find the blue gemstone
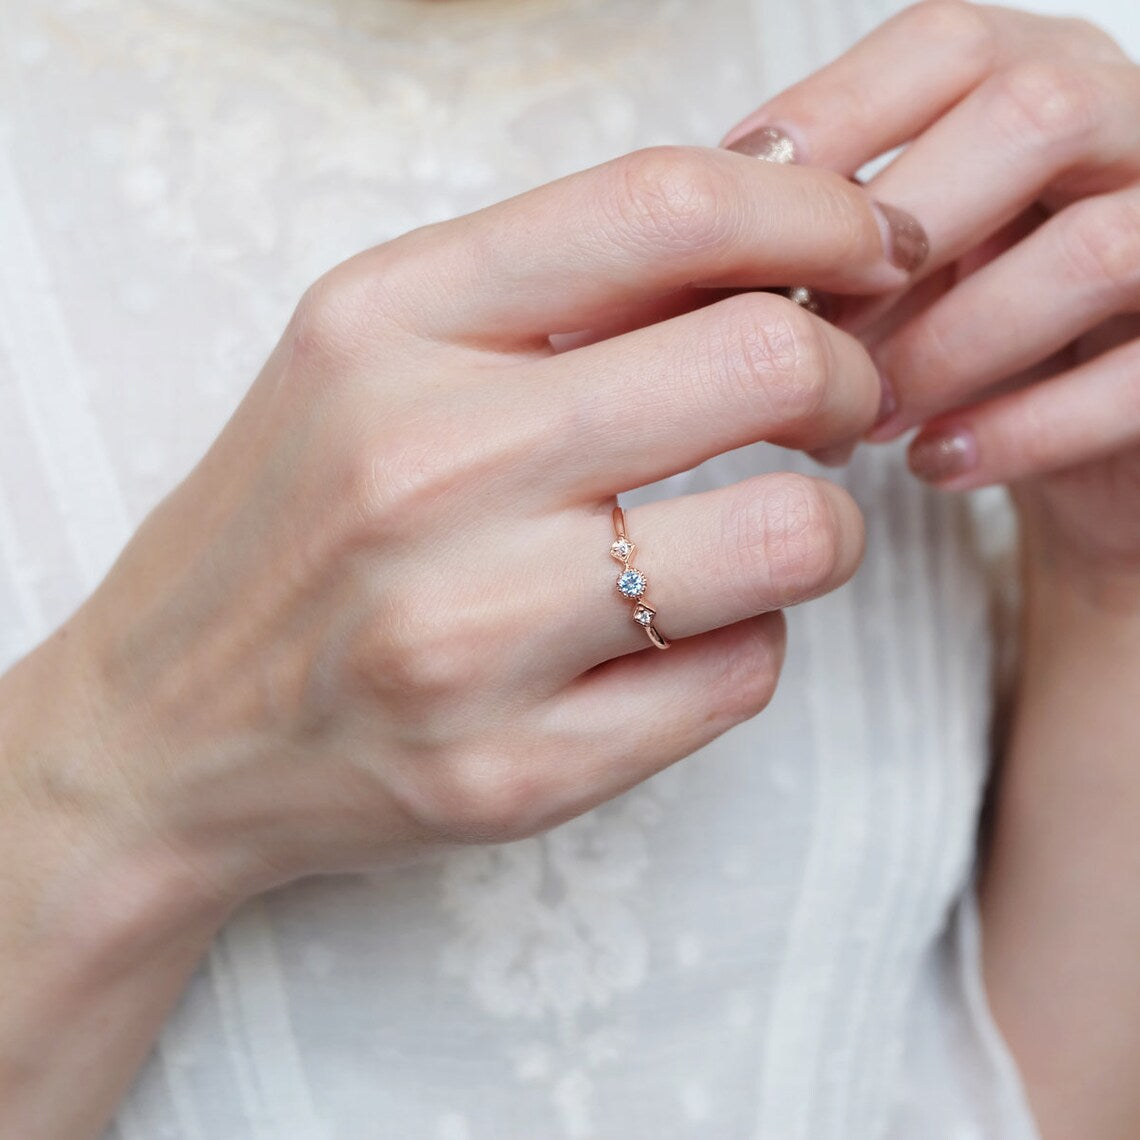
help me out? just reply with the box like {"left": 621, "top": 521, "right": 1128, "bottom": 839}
{"left": 617, "top": 569, "right": 646, "bottom": 598}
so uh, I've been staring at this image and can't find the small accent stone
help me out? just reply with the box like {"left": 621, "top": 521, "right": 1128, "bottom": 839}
{"left": 785, "top": 285, "right": 825, "bottom": 316}
{"left": 634, "top": 605, "right": 655, "bottom": 626}
{"left": 611, "top": 539, "right": 633, "bottom": 561}
{"left": 617, "top": 568, "right": 647, "bottom": 599}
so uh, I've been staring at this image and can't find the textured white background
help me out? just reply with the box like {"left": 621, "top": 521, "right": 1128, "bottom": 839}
{"left": 2, "top": 2, "right": 1133, "bottom": 1138}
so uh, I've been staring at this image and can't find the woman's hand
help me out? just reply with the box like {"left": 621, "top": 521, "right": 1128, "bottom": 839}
{"left": 2, "top": 144, "right": 929, "bottom": 1139}
{"left": 9, "top": 145, "right": 921, "bottom": 904}
{"left": 721, "top": 0, "right": 1140, "bottom": 592}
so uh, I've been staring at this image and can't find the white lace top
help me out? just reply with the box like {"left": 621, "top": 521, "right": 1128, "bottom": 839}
{"left": 8, "top": 0, "right": 1131, "bottom": 1136}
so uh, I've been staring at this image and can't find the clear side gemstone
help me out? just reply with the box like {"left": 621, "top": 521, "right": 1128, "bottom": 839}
{"left": 633, "top": 605, "right": 655, "bottom": 626}
{"left": 610, "top": 539, "right": 633, "bottom": 561}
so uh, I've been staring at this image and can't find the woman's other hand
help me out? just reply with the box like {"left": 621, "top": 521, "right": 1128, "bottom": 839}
{"left": 722, "top": 0, "right": 1140, "bottom": 594}
{"left": 723, "top": 8, "right": 1140, "bottom": 1135}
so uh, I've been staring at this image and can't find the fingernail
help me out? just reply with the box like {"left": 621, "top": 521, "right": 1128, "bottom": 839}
{"left": 810, "top": 441, "right": 857, "bottom": 468}
{"left": 726, "top": 125, "right": 798, "bottom": 164}
{"left": 865, "top": 367, "right": 901, "bottom": 441}
{"left": 866, "top": 416, "right": 908, "bottom": 443}
{"left": 876, "top": 370, "right": 898, "bottom": 424}
{"left": 872, "top": 201, "right": 930, "bottom": 273}
{"left": 908, "top": 427, "right": 977, "bottom": 484}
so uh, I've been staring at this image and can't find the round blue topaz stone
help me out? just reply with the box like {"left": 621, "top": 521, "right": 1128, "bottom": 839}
{"left": 617, "top": 568, "right": 647, "bottom": 599}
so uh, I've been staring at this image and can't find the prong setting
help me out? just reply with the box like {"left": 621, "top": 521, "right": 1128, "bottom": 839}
{"left": 610, "top": 538, "right": 634, "bottom": 563}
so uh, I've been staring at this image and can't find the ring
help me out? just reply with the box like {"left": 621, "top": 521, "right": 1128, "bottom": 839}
{"left": 610, "top": 505, "right": 671, "bottom": 650}
{"left": 785, "top": 285, "right": 824, "bottom": 315}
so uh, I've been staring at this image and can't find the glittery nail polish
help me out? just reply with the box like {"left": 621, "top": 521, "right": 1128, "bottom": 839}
{"left": 873, "top": 201, "right": 930, "bottom": 274}
{"left": 908, "top": 427, "right": 977, "bottom": 484}
{"left": 726, "top": 125, "right": 798, "bottom": 164}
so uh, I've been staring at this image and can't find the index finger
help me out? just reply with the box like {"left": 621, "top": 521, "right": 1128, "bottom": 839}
{"left": 719, "top": 1, "right": 1032, "bottom": 175}
{"left": 368, "top": 145, "right": 927, "bottom": 346}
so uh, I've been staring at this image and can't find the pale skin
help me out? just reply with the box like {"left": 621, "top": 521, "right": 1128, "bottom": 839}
{"left": 3, "top": 3, "right": 1140, "bottom": 1138}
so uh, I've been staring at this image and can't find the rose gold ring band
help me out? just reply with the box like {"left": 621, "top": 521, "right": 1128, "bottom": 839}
{"left": 610, "top": 505, "right": 671, "bottom": 650}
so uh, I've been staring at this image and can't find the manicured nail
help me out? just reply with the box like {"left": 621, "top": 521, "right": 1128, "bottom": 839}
{"left": 872, "top": 201, "right": 930, "bottom": 273}
{"left": 864, "top": 368, "right": 902, "bottom": 440}
{"left": 810, "top": 441, "right": 857, "bottom": 468}
{"left": 876, "top": 370, "right": 898, "bottom": 425}
{"left": 726, "top": 125, "right": 798, "bottom": 164}
{"left": 908, "top": 427, "right": 977, "bottom": 484}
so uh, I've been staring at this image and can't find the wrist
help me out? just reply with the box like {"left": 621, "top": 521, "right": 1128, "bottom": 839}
{"left": 1020, "top": 530, "right": 1140, "bottom": 641}
{"left": 1018, "top": 497, "right": 1140, "bottom": 623}
{"left": 0, "top": 620, "right": 242, "bottom": 950}
{"left": 984, "top": 506, "right": 1140, "bottom": 1140}
{"left": 1002, "top": 508, "right": 1140, "bottom": 790}
{"left": 0, "top": 622, "right": 239, "bottom": 1135}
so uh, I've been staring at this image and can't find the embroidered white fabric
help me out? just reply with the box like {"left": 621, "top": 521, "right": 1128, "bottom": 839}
{"left": 5, "top": 0, "right": 1129, "bottom": 1135}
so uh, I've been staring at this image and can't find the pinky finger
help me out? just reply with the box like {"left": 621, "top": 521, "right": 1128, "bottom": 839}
{"left": 534, "top": 610, "right": 787, "bottom": 820}
{"left": 906, "top": 336, "right": 1140, "bottom": 490}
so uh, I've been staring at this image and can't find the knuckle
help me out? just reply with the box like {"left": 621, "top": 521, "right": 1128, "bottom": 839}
{"left": 606, "top": 146, "right": 736, "bottom": 256}
{"left": 992, "top": 60, "right": 1105, "bottom": 152}
{"left": 1060, "top": 196, "right": 1140, "bottom": 294}
{"left": 763, "top": 478, "right": 844, "bottom": 598}
{"left": 290, "top": 246, "right": 419, "bottom": 366}
{"left": 709, "top": 294, "right": 829, "bottom": 426}
{"left": 904, "top": 1, "right": 992, "bottom": 55}
{"left": 421, "top": 745, "right": 543, "bottom": 844}
{"left": 291, "top": 268, "right": 370, "bottom": 362}
{"left": 749, "top": 301, "right": 830, "bottom": 427}
{"left": 362, "top": 594, "right": 488, "bottom": 705}
{"left": 731, "top": 474, "right": 848, "bottom": 607}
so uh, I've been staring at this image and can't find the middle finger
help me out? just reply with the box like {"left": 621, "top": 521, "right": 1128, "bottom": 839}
{"left": 532, "top": 289, "right": 881, "bottom": 505}
{"left": 861, "top": 53, "right": 1140, "bottom": 295}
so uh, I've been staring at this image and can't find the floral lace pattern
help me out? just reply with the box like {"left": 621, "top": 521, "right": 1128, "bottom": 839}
{"left": 439, "top": 773, "right": 680, "bottom": 1135}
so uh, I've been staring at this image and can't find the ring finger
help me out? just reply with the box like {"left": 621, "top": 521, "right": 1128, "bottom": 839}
{"left": 538, "top": 469, "right": 863, "bottom": 681}
{"left": 534, "top": 289, "right": 882, "bottom": 504}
